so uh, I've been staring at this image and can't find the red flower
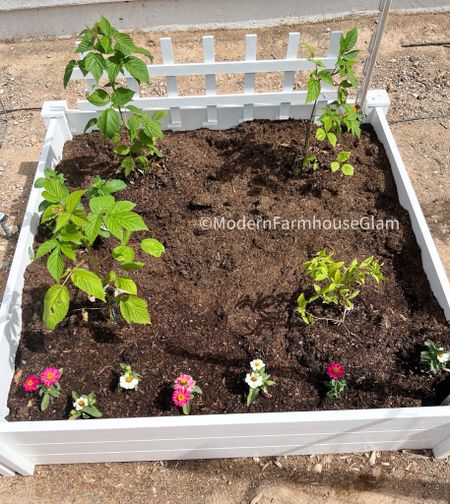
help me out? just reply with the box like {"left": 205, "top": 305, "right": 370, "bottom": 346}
{"left": 326, "top": 362, "right": 345, "bottom": 380}
{"left": 23, "top": 375, "right": 39, "bottom": 392}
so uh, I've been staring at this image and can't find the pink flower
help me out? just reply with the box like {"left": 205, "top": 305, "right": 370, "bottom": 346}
{"left": 23, "top": 375, "right": 39, "bottom": 392}
{"left": 326, "top": 362, "right": 345, "bottom": 380}
{"left": 174, "top": 373, "right": 196, "bottom": 392}
{"left": 40, "top": 367, "right": 60, "bottom": 388}
{"left": 172, "top": 387, "right": 191, "bottom": 407}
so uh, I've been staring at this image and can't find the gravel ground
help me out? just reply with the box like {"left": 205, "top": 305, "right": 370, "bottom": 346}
{"left": 0, "top": 11, "right": 449, "bottom": 503}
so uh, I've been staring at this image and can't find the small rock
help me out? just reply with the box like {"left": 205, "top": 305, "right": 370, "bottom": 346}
{"left": 313, "top": 463, "right": 323, "bottom": 474}
{"left": 253, "top": 457, "right": 260, "bottom": 463}
{"left": 250, "top": 493, "right": 263, "bottom": 504}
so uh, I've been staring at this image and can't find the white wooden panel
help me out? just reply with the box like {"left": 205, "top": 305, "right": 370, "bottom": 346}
{"left": 243, "top": 34, "right": 257, "bottom": 122}
{"left": 160, "top": 37, "right": 182, "bottom": 128}
{"left": 70, "top": 57, "right": 339, "bottom": 82}
{"left": 203, "top": 36, "right": 218, "bottom": 126}
{"left": 433, "top": 435, "right": 450, "bottom": 458}
{"left": 282, "top": 32, "right": 300, "bottom": 92}
{"left": 11, "top": 440, "right": 440, "bottom": 466}
{"left": 0, "top": 462, "right": 15, "bottom": 477}
{"left": 371, "top": 107, "right": 450, "bottom": 321}
{"left": 0, "top": 442, "right": 34, "bottom": 475}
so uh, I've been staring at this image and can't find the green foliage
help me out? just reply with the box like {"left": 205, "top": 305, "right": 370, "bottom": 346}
{"left": 63, "top": 16, "right": 166, "bottom": 177}
{"left": 296, "top": 27, "right": 362, "bottom": 176}
{"left": 421, "top": 340, "right": 450, "bottom": 374}
{"left": 329, "top": 150, "right": 354, "bottom": 176}
{"left": 34, "top": 170, "right": 165, "bottom": 331}
{"left": 325, "top": 377, "right": 347, "bottom": 399}
{"left": 296, "top": 249, "right": 385, "bottom": 324}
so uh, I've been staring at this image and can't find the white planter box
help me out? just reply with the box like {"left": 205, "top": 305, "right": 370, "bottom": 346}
{"left": 1, "top": 34, "right": 450, "bottom": 476}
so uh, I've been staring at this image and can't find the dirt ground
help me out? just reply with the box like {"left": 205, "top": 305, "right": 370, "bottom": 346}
{"left": 0, "top": 11, "right": 449, "bottom": 503}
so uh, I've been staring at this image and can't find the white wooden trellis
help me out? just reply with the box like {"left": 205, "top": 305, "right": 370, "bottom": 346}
{"left": 70, "top": 32, "right": 344, "bottom": 131}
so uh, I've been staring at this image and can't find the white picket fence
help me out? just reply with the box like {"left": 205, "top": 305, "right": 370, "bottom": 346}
{"left": 0, "top": 32, "right": 449, "bottom": 476}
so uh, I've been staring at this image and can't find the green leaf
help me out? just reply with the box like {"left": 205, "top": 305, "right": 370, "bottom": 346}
{"left": 59, "top": 243, "right": 77, "bottom": 260}
{"left": 119, "top": 295, "right": 150, "bottom": 324}
{"left": 84, "top": 117, "right": 98, "bottom": 133}
{"left": 104, "top": 56, "right": 122, "bottom": 82}
{"left": 40, "top": 393, "right": 50, "bottom": 412}
{"left": 330, "top": 161, "right": 340, "bottom": 173}
{"left": 140, "top": 238, "right": 165, "bottom": 257}
{"left": 42, "top": 179, "right": 67, "bottom": 203}
{"left": 98, "top": 15, "right": 112, "bottom": 36}
{"left": 43, "top": 284, "right": 70, "bottom": 331}
{"left": 120, "top": 261, "right": 144, "bottom": 271}
{"left": 63, "top": 60, "right": 76, "bottom": 88}
{"left": 107, "top": 209, "right": 147, "bottom": 233}
{"left": 111, "top": 87, "right": 135, "bottom": 107}
{"left": 35, "top": 239, "right": 59, "bottom": 260}
{"left": 71, "top": 268, "right": 106, "bottom": 301}
{"left": 341, "top": 164, "right": 354, "bottom": 176}
{"left": 87, "top": 89, "right": 110, "bottom": 106}
{"left": 112, "top": 245, "right": 135, "bottom": 262}
{"left": 113, "top": 32, "right": 137, "bottom": 54}
{"left": 89, "top": 195, "right": 115, "bottom": 214}
{"left": 337, "top": 151, "right": 351, "bottom": 163}
{"left": 315, "top": 128, "right": 326, "bottom": 141}
{"left": 103, "top": 179, "right": 127, "bottom": 193}
{"left": 97, "top": 108, "right": 121, "bottom": 139}
{"left": 327, "top": 132, "right": 337, "bottom": 147}
{"left": 64, "top": 189, "right": 86, "bottom": 213}
{"left": 84, "top": 405, "right": 103, "bottom": 418}
{"left": 83, "top": 52, "right": 106, "bottom": 82}
{"left": 124, "top": 55, "right": 149, "bottom": 84}
{"left": 305, "top": 77, "right": 320, "bottom": 104}
{"left": 47, "top": 247, "right": 64, "bottom": 281}
{"left": 343, "top": 27, "right": 358, "bottom": 52}
{"left": 141, "top": 117, "right": 163, "bottom": 139}
{"left": 54, "top": 212, "right": 71, "bottom": 232}
{"left": 116, "top": 276, "right": 137, "bottom": 295}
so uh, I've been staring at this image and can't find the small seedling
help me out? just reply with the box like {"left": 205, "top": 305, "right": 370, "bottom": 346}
{"left": 421, "top": 340, "right": 450, "bottom": 374}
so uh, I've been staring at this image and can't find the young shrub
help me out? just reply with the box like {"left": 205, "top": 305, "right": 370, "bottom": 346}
{"left": 297, "top": 249, "right": 385, "bottom": 324}
{"left": 324, "top": 362, "right": 347, "bottom": 399}
{"left": 245, "top": 359, "right": 276, "bottom": 406}
{"left": 69, "top": 392, "right": 102, "bottom": 419}
{"left": 116, "top": 363, "right": 142, "bottom": 392}
{"left": 293, "top": 27, "right": 362, "bottom": 176}
{"left": 23, "top": 367, "right": 63, "bottom": 411}
{"left": 63, "top": 16, "right": 166, "bottom": 177}
{"left": 172, "top": 374, "right": 203, "bottom": 415}
{"left": 34, "top": 170, "right": 165, "bottom": 331}
{"left": 421, "top": 340, "right": 450, "bottom": 374}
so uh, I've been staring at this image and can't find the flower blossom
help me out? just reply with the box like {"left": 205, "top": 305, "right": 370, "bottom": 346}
{"left": 40, "top": 367, "right": 61, "bottom": 387}
{"left": 326, "top": 362, "right": 346, "bottom": 380}
{"left": 119, "top": 373, "right": 139, "bottom": 390}
{"left": 23, "top": 375, "right": 39, "bottom": 392}
{"left": 172, "top": 388, "right": 190, "bottom": 407}
{"left": 74, "top": 396, "right": 89, "bottom": 411}
{"left": 174, "top": 373, "right": 196, "bottom": 392}
{"left": 245, "top": 372, "right": 263, "bottom": 389}
{"left": 250, "top": 359, "right": 265, "bottom": 372}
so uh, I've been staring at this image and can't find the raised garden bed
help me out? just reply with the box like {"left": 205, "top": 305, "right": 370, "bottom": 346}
{"left": 1, "top": 27, "right": 450, "bottom": 476}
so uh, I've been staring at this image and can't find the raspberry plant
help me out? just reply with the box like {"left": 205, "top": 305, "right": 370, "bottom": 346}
{"left": 297, "top": 249, "right": 385, "bottom": 324}
{"left": 34, "top": 170, "right": 165, "bottom": 330}
{"left": 63, "top": 16, "right": 165, "bottom": 177}
{"left": 294, "top": 27, "right": 362, "bottom": 176}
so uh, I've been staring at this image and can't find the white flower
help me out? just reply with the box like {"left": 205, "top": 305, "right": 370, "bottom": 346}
{"left": 74, "top": 396, "right": 89, "bottom": 411}
{"left": 437, "top": 351, "right": 450, "bottom": 363}
{"left": 120, "top": 373, "right": 139, "bottom": 390}
{"left": 245, "top": 372, "right": 263, "bottom": 389}
{"left": 250, "top": 359, "right": 265, "bottom": 372}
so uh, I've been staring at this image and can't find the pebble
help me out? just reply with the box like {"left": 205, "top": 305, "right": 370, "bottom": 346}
{"left": 313, "top": 463, "right": 323, "bottom": 474}
{"left": 250, "top": 493, "right": 263, "bottom": 504}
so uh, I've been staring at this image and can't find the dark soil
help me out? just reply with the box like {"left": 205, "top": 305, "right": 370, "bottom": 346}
{"left": 7, "top": 120, "right": 450, "bottom": 421}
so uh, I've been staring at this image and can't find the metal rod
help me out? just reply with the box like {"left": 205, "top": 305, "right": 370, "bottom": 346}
{"left": 357, "top": 0, "right": 392, "bottom": 112}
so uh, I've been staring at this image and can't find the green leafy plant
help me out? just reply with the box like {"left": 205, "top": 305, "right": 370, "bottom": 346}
{"left": 293, "top": 27, "right": 362, "bottom": 176}
{"left": 297, "top": 249, "right": 385, "bottom": 324}
{"left": 421, "top": 340, "right": 450, "bottom": 374}
{"left": 69, "top": 391, "right": 102, "bottom": 419}
{"left": 63, "top": 16, "right": 166, "bottom": 177}
{"left": 34, "top": 170, "right": 165, "bottom": 331}
{"left": 86, "top": 175, "right": 127, "bottom": 198}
